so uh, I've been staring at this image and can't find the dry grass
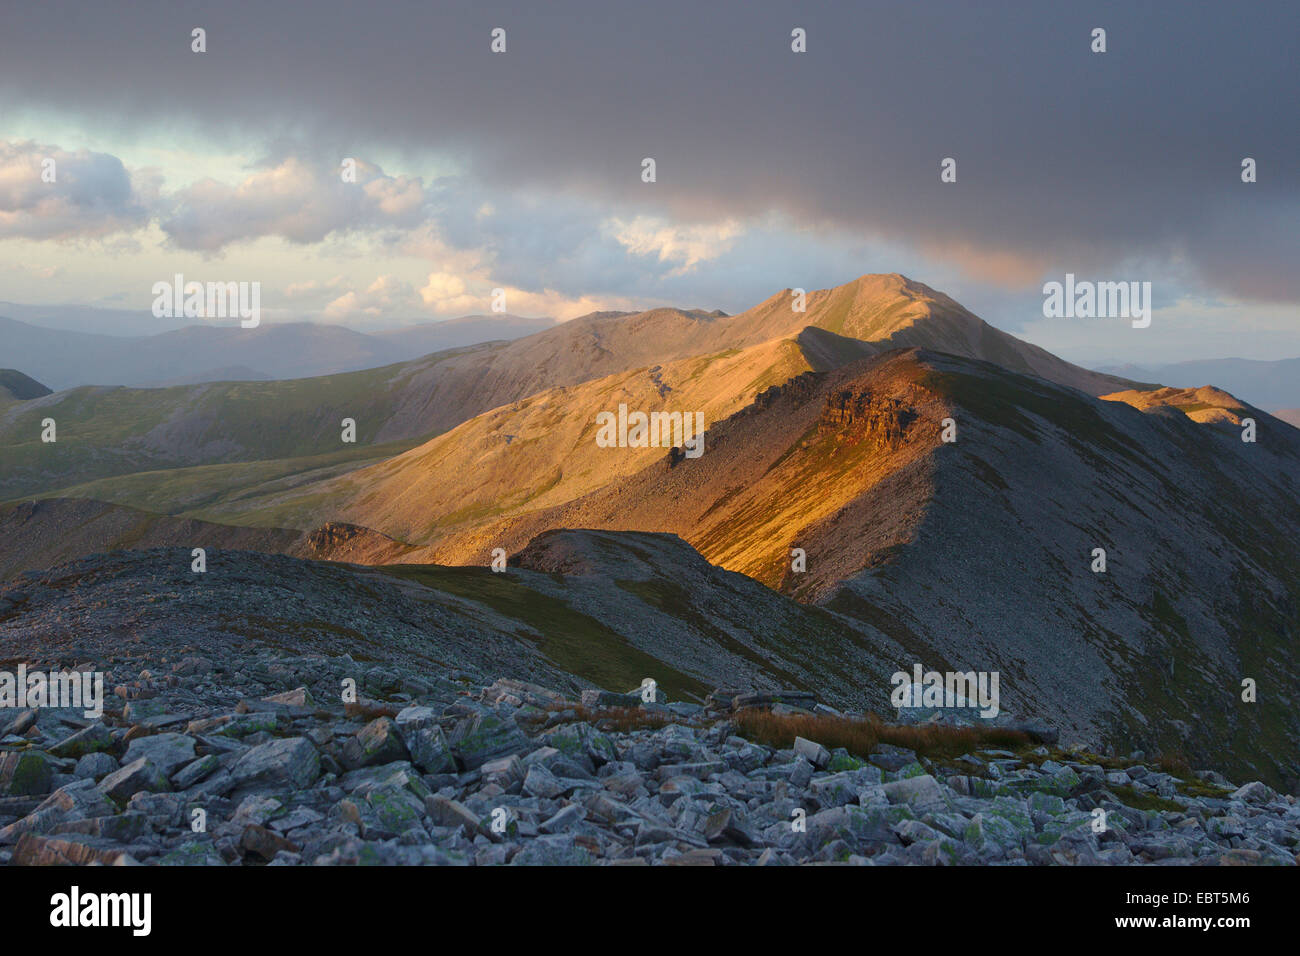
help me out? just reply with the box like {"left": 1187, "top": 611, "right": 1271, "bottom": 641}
{"left": 732, "top": 708, "right": 1031, "bottom": 761}
{"left": 1153, "top": 751, "right": 1193, "bottom": 777}
{"left": 569, "top": 705, "right": 681, "bottom": 733}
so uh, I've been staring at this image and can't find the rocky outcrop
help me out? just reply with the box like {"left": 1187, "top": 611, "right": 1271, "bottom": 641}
{"left": 819, "top": 387, "right": 916, "bottom": 449}
{"left": 0, "top": 665, "right": 1294, "bottom": 866}
{"left": 303, "top": 522, "right": 410, "bottom": 561}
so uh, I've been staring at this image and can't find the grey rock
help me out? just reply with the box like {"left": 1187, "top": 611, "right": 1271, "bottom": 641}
{"left": 881, "top": 774, "right": 952, "bottom": 816}
{"left": 342, "top": 717, "right": 409, "bottom": 770}
{"left": 538, "top": 803, "right": 586, "bottom": 834}
{"left": 792, "top": 736, "right": 831, "bottom": 770}
{"left": 123, "top": 733, "right": 196, "bottom": 776}
{"left": 49, "top": 723, "right": 113, "bottom": 759}
{"left": 522, "top": 763, "right": 565, "bottom": 800}
{"left": 73, "top": 752, "right": 119, "bottom": 781}
{"left": 581, "top": 689, "right": 642, "bottom": 709}
{"left": 229, "top": 737, "right": 321, "bottom": 793}
{"left": 425, "top": 794, "right": 484, "bottom": 835}
{"left": 450, "top": 712, "right": 532, "bottom": 770}
{"left": 395, "top": 707, "right": 458, "bottom": 774}
{"left": 171, "top": 753, "right": 221, "bottom": 788}
{"left": 0, "top": 751, "right": 54, "bottom": 796}
{"left": 1232, "top": 781, "right": 1277, "bottom": 805}
{"left": 99, "top": 757, "right": 171, "bottom": 803}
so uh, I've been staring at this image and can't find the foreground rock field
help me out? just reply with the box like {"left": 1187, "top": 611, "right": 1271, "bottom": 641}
{"left": 1, "top": 654, "right": 1296, "bottom": 866}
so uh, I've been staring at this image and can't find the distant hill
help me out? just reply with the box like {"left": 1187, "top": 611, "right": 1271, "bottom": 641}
{"left": 0, "top": 313, "right": 553, "bottom": 390}
{"left": 157, "top": 365, "right": 273, "bottom": 385}
{"left": 1096, "top": 357, "right": 1300, "bottom": 412}
{"left": 0, "top": 369, "right": 52, "bottom": 401}
{"left": 373, "top": 314, "right": 556, "bottom": 355}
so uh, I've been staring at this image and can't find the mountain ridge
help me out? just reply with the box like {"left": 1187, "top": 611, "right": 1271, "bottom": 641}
{"left": 0, "top": 313, "right": 555, "bottom": 390}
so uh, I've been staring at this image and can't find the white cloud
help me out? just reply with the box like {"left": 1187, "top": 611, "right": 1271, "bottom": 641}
{"left": 160, "top": 157, "right": 428, "bottom": 251}
{"left": 324, "top": 274, "right": 421, "bottom": 319}
{"left": 607, "top": 216, "right": 742, "bottom": 274}
{"left": 0, "top": 140, "right": 155, "bottom": 240}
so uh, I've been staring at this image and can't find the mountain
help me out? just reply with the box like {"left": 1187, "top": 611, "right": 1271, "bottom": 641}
{"left": 0, "top": 313, "right": 552, "bottom": 390}
{"left": 0, "top": 275, "right": 1139, "bottom": 506}
{"left": 12, "top": 341, "right": 1295, "bottom": 784}
{"left": 157, "top": 365, "right": 273, "bottom": 386}
{"left": 267, "top": 347, "right": 1296, "bottom": 787}
{"left": 0, "top": 301, "right": 194, "bottom": 336}
{"left": 1097, "top": 385, "right": 1252, "bottom": 425}
{"left": 210, "top": 334, "right": 814, "bottom": 533}
{"left": 373, "top": 314, "right": 556, "bottom": 355}
{"left": 0, "top": 369, "right": 51, "bottom": 401}
{"left": 5, "top": 274, "right": 1296, "bottom": 786}
{"left": 181, "top": 272, "right": 1140, "bottom": 556}
{"left": 1096, "top": 357, "right": 1300, "bottom": 412}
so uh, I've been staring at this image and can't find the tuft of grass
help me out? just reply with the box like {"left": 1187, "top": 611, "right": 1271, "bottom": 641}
{"left": 1153, "top": 752, "right": 1193, "bottom": 777}
{"left": 569, "top": 705, "right": 681, "bottom": 734}
{"left": 1106, "top": 783, "right": 1183, "bottom": 813}
{"left": 732, "top": 709, "right": 1030, "bottom": 761}
{"left": 1175, "top": 777, "right": 1234, "bottom": 800}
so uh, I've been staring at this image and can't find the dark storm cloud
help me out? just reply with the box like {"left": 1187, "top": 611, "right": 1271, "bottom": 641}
{"left": 2, "top": 0, "right": 1296, "bottom": 301}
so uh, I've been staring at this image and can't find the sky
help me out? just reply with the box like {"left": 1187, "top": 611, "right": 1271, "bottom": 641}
{"left": 0, "top": 0, "right": 1297, "bottom": 365}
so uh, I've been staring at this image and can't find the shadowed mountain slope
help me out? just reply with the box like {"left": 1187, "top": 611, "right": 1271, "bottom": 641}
{"left": 0, "top": 369, "right": 51, "bottom": 401}
{"left": 0, "top": 537, "right": 902, "bottom": 714}
{"left": 1274, "top": 409, "right": 1300, "bottom": 429}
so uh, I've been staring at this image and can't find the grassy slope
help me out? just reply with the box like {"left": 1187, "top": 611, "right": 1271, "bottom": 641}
{"left": 380, "top": 564, "right": 711, "bottom": 701}
{"left": 19, "top": 438, "right": 424, "bottom": 526}
{"left": 0, "top": 361, "right": 425, "bottom": 500}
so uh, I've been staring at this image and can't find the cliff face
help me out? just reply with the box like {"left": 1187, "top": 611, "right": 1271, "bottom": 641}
{"left": 819, "top": 387, "right": 917, "bottom": 451}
